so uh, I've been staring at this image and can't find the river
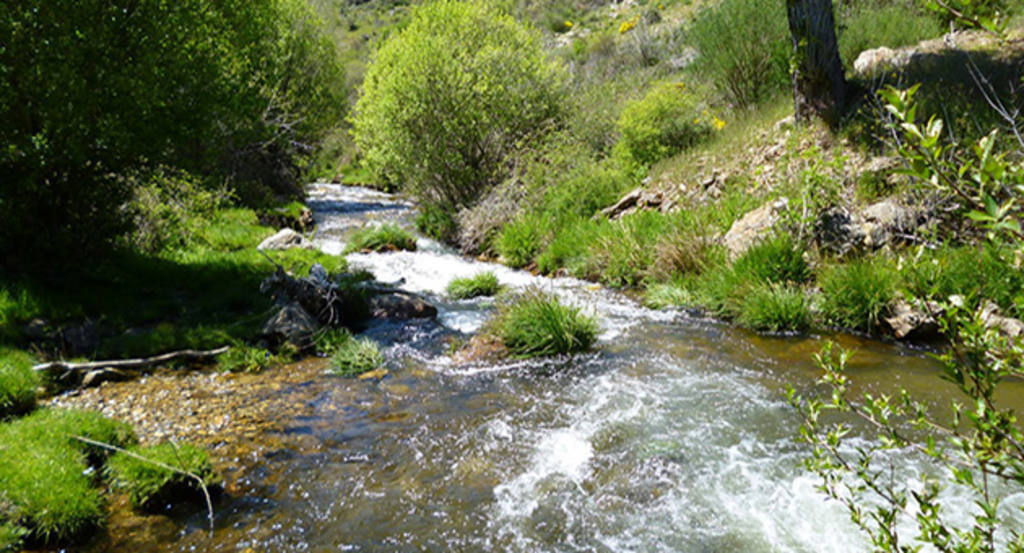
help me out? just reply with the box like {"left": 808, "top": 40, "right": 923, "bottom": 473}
{"left": 69, "top": 184, "right": 1021, "bottom": 553}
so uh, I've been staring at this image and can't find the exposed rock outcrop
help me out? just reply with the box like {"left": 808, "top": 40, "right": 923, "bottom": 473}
{"left": 722, "top": 198, "right": 789, "bottom": 259}
{"left": 885, "top": 298, "right": 943, "bottom": 341}
{"left": 600, "top": 187, "right": 665, "bottom": 221}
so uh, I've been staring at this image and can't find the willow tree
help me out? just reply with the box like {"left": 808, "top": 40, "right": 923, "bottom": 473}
{"left": 785, "top": 0, "right": 848, "bottom": 126}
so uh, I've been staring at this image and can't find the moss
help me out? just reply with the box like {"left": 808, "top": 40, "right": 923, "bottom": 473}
{"left": 107, "top": 443, "right": 222, "bottom": 511}
{"left": 492, "top": 290, "right": 599, "bottom": 358}
{"left": 446, "top": 272, "right": 501, "bottom": 300}
{"left": 0, "top": 349, "right": 39, "bottom": 419}
{"left": 327, "top": 336, "right": 383, "bottom": 376}
{"left": 344, "top": 224, "right": 417, "bottom": 254}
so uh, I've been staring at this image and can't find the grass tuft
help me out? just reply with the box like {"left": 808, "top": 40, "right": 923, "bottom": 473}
{"left": 0, "top": 348, "right": 40, "bottom": 419}
{"left": 327, "top": 335, "right": 383, "bottom": 376}
{"left": 732, "top": 233, "right": 812, "bottom": 285}
{"left": 737, "top": 282, "right": 812, "bottom": 333}
{"left": 492, "top": 290, "right": 599, "bottom": 358}
{"left": 218, "top": 343, "right": 274, "bottom": 373}
{"left": 344, "top": 224, "right": 417, "bottom": 254}
{"left": 107, "top": 442, "right": 221, "bottom": 511}
{"left": 819, "top": 257, "right": 897, "bottom": 332}
{"left": 446, "top": 272, "right": 501, "bottom": 300}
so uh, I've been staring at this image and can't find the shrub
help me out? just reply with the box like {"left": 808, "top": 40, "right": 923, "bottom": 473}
{"left": 496, "top": 215, "right": 548, "bottom": 269}
{"left": 732, "top": 234, "right": 812, "bottom": 286}
{"left": 327, "top": 337, "right": 383, "bottom": 376}
{"left": 492, "top": 290, "right": 599, "bottom": 358}
{"left": 107, "top": 442, "right": 221, "bottom": 511}
{"left": 837, "top": 2, "right": 941, "bottom": 70}
{"left": 616, "top": 82, "right": 713, "bottom": 166}
{"left": 447, "top": 272, "right": 501, "bottom": 300}
{"left": 688, "top": 0, "right": 790, "bottom": 107}
{"left": 818, "top": 257, "right": 897, "bottom": 332}
{"left": 0, "top": 349, "right": 40, "bottom": 419}
{"left": 352, "top": 0, "right": 564, "bottom": 213}
{"left": 737, "top": 283, "right": 812, "bottom": 332}
{"left": 344, "top": 224, "right": 417, "bottom": 254}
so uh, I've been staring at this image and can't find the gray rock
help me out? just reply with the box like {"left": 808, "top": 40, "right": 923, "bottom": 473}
{"left": 979, "top": 301, "right": 1024, "bottom": 338}
{"left": 853, "top": 46, "right": 918, "bottom": 76}
{"left": 723, "top": 198, "right": 789, "bottom": 259}
{"left": 815, "top": 206, "right": 863, "bottom": 255}
{"left": 885, "top": 298, "right": 943, "bottom": 340}
{"left": 60, "top": 321, "right": 99, "bottom": 356}
{"left": 861, "top": 199, "right": 918, "bottom": 248}
{"left": 257, "top": 228, "right": 315, "bottom": 251}
{"left": 262, "top": 302, "right": 318, "bottom": 345}
{"left": 599, "top": 187, "right": 664, "bottom": 221}
{"left": 369, "top": 292, "right": 438, "bottom": 320}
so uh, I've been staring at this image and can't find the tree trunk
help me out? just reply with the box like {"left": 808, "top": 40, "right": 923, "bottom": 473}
{"left": 786, "top": 0, "right": 848, "bottom": 127}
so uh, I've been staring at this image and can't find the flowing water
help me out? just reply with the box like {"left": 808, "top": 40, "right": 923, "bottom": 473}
{"left": 80, "top": 185, "right": 1024, "bottom": 552}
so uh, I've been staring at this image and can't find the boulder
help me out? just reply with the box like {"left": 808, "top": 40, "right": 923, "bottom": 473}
{"left": 262, "top": 302, "right": 318, "bottom": 345}
{"left": 979, "top": 301, "right": 1024, "bottom": 338}
{"left": 814, "top": 206, "right": 863, "bottom": 255}
{"left": 860, "top": 200, "right": 918, "bottom": 248}
{"left": 60, "top": 321, "right": 99, "bottom": 356}
{"left": 853, "top": 46, "right": 918, "bottom": 76}
{"left": 885, "top": 298, "right": 943, "bottom": 341}
{"left": 599, "top": 187, "right": 664, "bottom": 221}
{"left": 257, "top": 228, "right": 315, "bottom": 251}
{"left": 369, "top": 292, "right": 438, "bottom": 320}
{"left": 723, "top": 198, "right": 789, "bottom": 259}
{"left": 816, "top": 200, "right": 920, "bottom": 253}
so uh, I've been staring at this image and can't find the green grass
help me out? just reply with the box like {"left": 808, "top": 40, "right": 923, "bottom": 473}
{"left": 327, "top": 335, "right": 383, "bottom": 376}
{"left": 837, "top": 1, "right": 942, "bottom": 72}
{"left": 643, "top": 280, "right": 697, "bottom": 309}
{"left": 0, "top": 349, "right": 39, "bottom": 419}
{"left": 0, "top": 408, "right": 137, "bottom": 545}
{"left": 492, "top": 290, "right": 599, "bottom": 358}
{"left": 496, "top": 214, "right": 548, "bottom": 269}
{"left": 447, "top": 272, "right": 501, "bottom": 300}
{"left": 313, "top": 328, "right": 355, "bottom": 355}
{"left": 737, "top": 282, "right": 812, "bottom": 333}
{"left": 217, "top": 343, "right": 274, "bottom": 373}
{"left": 343, "top": 223, "right": 417, "bottom": 254}
{"left": 902, "top": 242, "right": 1024, "bottom": 316}
{"left": 107, "top": 442, "right": 221, "bottom": 511}
{"left": 819, "top": 257, "right": 898, "bottom": 332}
{"left": 0, "top": 523, "right": 28, "bottom": 552}
{"left": 732, "top": 233, "right": 812, "bottom": 285}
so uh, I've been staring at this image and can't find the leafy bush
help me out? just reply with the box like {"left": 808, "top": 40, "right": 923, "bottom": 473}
{"left": 838, "top": 1, "right": 941, "bottom": 70}
{"left": 344, "top": 224, "right": 417, "bottom": 254}
{"left": 107, "top": 442, "right": 221, "bottom": 511}
{"left": 352, "top": 0, "right": 564, "bottom": 213}
{"left": 737, "top": 283, "right": 812, "bottom": 332}
{"left": 818, "top": 257, "right": 897, "bottom": 332}
{"left": 616, "top": 82, "right": 713, "bottom": 166}
{"left": 496, "top": 215, "right": 548, "bottom": 269}
{"left": 492, "top": 290, "right": 599, "bottom": 358}
{"left": 0, "top": 349, "right": 39, "bottom": 419}
{"left": 732, "top": 234, "right": 812, "bottom": 286}
{"left": 0, "top": 0, "right": 345, "bottom": 271}
{"left": 447, "top": 272, "right": 501, "bottom": 300}
{"left": 123, "top": 168, "right": 230, "bottom": 253}
{"left": 327, "top": 336, "right": 384, "bottom": 376}
{"left": 689, "top": 0, "right": 790, "bottom": 107}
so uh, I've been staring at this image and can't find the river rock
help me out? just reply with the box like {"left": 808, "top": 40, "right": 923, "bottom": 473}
{"left": 262, "top": 302, "right": 318, "bottom": 345}
{"left": 885, "top": 298, "right": 943, "bottom": 340}
{"left": 979, "top": 301, "right": 1024, "bottom": 338}
{"left": 723, "top": 198, "right": 789, "bottom": 259}
{"left": 860, "top": 200, "right": 918, "bottom": 248}
{"left": 257, "top": 228, "right": 315, "bottom": 251}
{"left": 369, "top": 292, "right": 437, "bottom": 320}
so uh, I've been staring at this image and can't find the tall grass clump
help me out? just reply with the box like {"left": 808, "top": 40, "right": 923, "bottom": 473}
{"left": 819, "top": 257, "right": 897, "bottom": 332}
{"left": 732, "top": 234, "right": 812, "bottom": 285}
{"left": 688, "top": 0, "right": 790, "bottom": 107}
{"left": 327, "top": 336, "right": 383, "bottom": 376}
{"left": 352, "top": 0, "right": 564, "bottom": 221}
{"left": 584, "top": 212, "right": 681, "bottom": 288}
{"left": 0, "top": 348, "right": 40, "bottom": 419}
{"left": 901, "top": 242, "right": 1024, "bottom": 315}
{"left": 492, "top": 290, "right": 598, "bottom": 358}
{"left": 107, "top": 442, "right": 222, "bottom": 511}
{"left": 616, "top": 82, "right": 714, "bottom": 166}
{"left": 447, "top": 272, "right": 501, "bottom": 300}
{"left": 344, "top": 224, "right": 417, "bottom": 254}
{"left": 496, "top": 215, "right": 548, "bottom": 269}
{"left": 737, "top": 283, "right": 812, "bottom": 332}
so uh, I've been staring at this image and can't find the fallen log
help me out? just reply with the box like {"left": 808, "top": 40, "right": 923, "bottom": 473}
{"left": 33, "top": 346, "right": 230, "bottom": 375}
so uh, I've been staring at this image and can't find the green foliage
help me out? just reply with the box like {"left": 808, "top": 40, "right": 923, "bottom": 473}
{"left": 0, "top": 0, "right": 346, "bottom": 270}
{"left": 837, "top": 1, "right": 941, "bottom": 70}
{"left": 732, "top": 234, "right": 812, "bottom": 286}
{"left": 327, "top": 336, "right": 384, "bottom": 376}
{"left": 496, "top": 215, "right": 548, "bottom": 269}
{"left": 536, "top": 219, "right": 602, "bottom": 276}
{"left": 218, "top": 344, "right": 274, "bottom": 374}
{"left": 352, "top": 0, "right": 565, "bottom": 212}
{"left": 0, "top": 349, "right": 39, "bottom": 419}
{"left": 344, "top": 224, "right": 417, "bottom": 254}
{"left": 0, "top": 523, "right": 27, "bottom": 553}
{"left": 643, "top": 280, "right": 697, "bottom": 309}
{"left": 583, "top": 212, "right": 683, "bottom": 288}
{"left": 416, "top": 203, "right": 460, "bottom": 243}
{"left": 492, "top": 290, "right": 599, "bottom": 358}
{"left": 0, "top": 408, "right": 137, "bottom": 544}
{"left": 447, "top": 272, "right": 501, "bottom": 300}
{"left": 616, "top": 82, "right": 714, "bottom": 166}
{"left": 688, "top": 0, "right": 790, "bottom": 107}
{"left": 313, "top": 328, "right": 355, "bottom": 356}
{"left": 107, "top": 442, "right": 221, "bottom": 511}
{"left": 736, "top": 282, "right": 812, "bottom": 333}
{"left": 902, "top": 243, "right": 1024, "bottom": 315}
{"left": 819, "top": 257, "right": 897, "bottom": 332}
{"left": 123, "top": 168, "right": 231, "bottom": 253}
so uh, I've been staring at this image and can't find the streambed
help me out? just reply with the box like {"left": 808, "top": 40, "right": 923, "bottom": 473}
{"left": 47, "top": 185, "right": 1019, "bottom": 553}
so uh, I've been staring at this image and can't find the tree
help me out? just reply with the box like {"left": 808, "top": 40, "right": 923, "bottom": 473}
{"left": 785, "top": 0, "right": 848, "bottom": 126}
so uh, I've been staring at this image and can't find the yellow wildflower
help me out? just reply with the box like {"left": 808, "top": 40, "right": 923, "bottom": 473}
{"left": 619, "top": 16, "right": 638, "bottom": 34}
{"left": 713, "top": 116, "right": 727, "bottom": 130}
{"left": 565, "top": 20, "right": 573, "bottom": 28}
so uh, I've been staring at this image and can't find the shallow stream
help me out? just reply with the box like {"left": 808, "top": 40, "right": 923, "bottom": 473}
{"left": 65, "top": 185, "right": 1024, "bottom": 553}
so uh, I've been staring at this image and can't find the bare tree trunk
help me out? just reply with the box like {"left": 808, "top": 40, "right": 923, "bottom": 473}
{"left": 786, "top": 0, "right": 848, "bottom": 127}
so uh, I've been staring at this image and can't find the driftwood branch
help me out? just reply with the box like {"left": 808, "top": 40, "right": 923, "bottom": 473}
{"left": 33, "top": 346, "right": 230, "bottom": 374}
